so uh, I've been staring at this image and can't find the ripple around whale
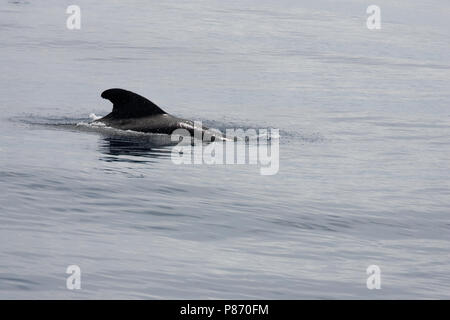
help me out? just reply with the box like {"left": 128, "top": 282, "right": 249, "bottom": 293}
{"left": 11, "top": 112, "right": 321, "bottom": 146}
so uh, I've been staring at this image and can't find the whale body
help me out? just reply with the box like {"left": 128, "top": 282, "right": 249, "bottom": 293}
{"left": 96, "top": 88, "right": 222, "bottom": 140}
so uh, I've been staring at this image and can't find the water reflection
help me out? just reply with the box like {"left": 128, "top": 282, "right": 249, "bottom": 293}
{"left": 98, "top": 135, "right": 176, "bottom": 163}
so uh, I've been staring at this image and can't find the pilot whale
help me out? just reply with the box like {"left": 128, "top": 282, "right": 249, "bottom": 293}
{"left": 95, "top": 88, "right": 224, "bottom": 140}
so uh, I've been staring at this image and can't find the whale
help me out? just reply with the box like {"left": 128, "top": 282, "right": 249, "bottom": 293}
{"left": 95, "top": 88, "right": 223, "bottom": 141}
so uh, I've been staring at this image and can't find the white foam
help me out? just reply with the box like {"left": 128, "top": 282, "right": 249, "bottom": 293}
{"left": 76, "top": 121, "right": 106, "bottom": 127}
{"left": 89, "top": 113, "right": 102, "bottom": 121}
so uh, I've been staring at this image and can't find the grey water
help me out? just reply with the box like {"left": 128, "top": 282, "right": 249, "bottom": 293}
{"left": 1, "top": 0, "right": 450, "bottom": 299}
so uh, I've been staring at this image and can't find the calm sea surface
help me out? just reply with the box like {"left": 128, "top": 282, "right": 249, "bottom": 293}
{"left": 0, "top": 0, "right": 449, "bottom": 298}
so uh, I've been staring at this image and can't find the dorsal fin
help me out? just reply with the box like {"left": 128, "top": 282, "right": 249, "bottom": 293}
{"left": 101, "top": 88, "right": 167, "bottom": 118}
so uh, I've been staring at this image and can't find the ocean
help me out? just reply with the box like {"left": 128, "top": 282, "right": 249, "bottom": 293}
{"left": 0, "top": 0, "right": 449, "bottom": 298}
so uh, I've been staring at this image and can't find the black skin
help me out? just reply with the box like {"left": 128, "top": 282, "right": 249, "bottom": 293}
{"left": 96, "top": 88, "right": 224, "bottom": 141}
